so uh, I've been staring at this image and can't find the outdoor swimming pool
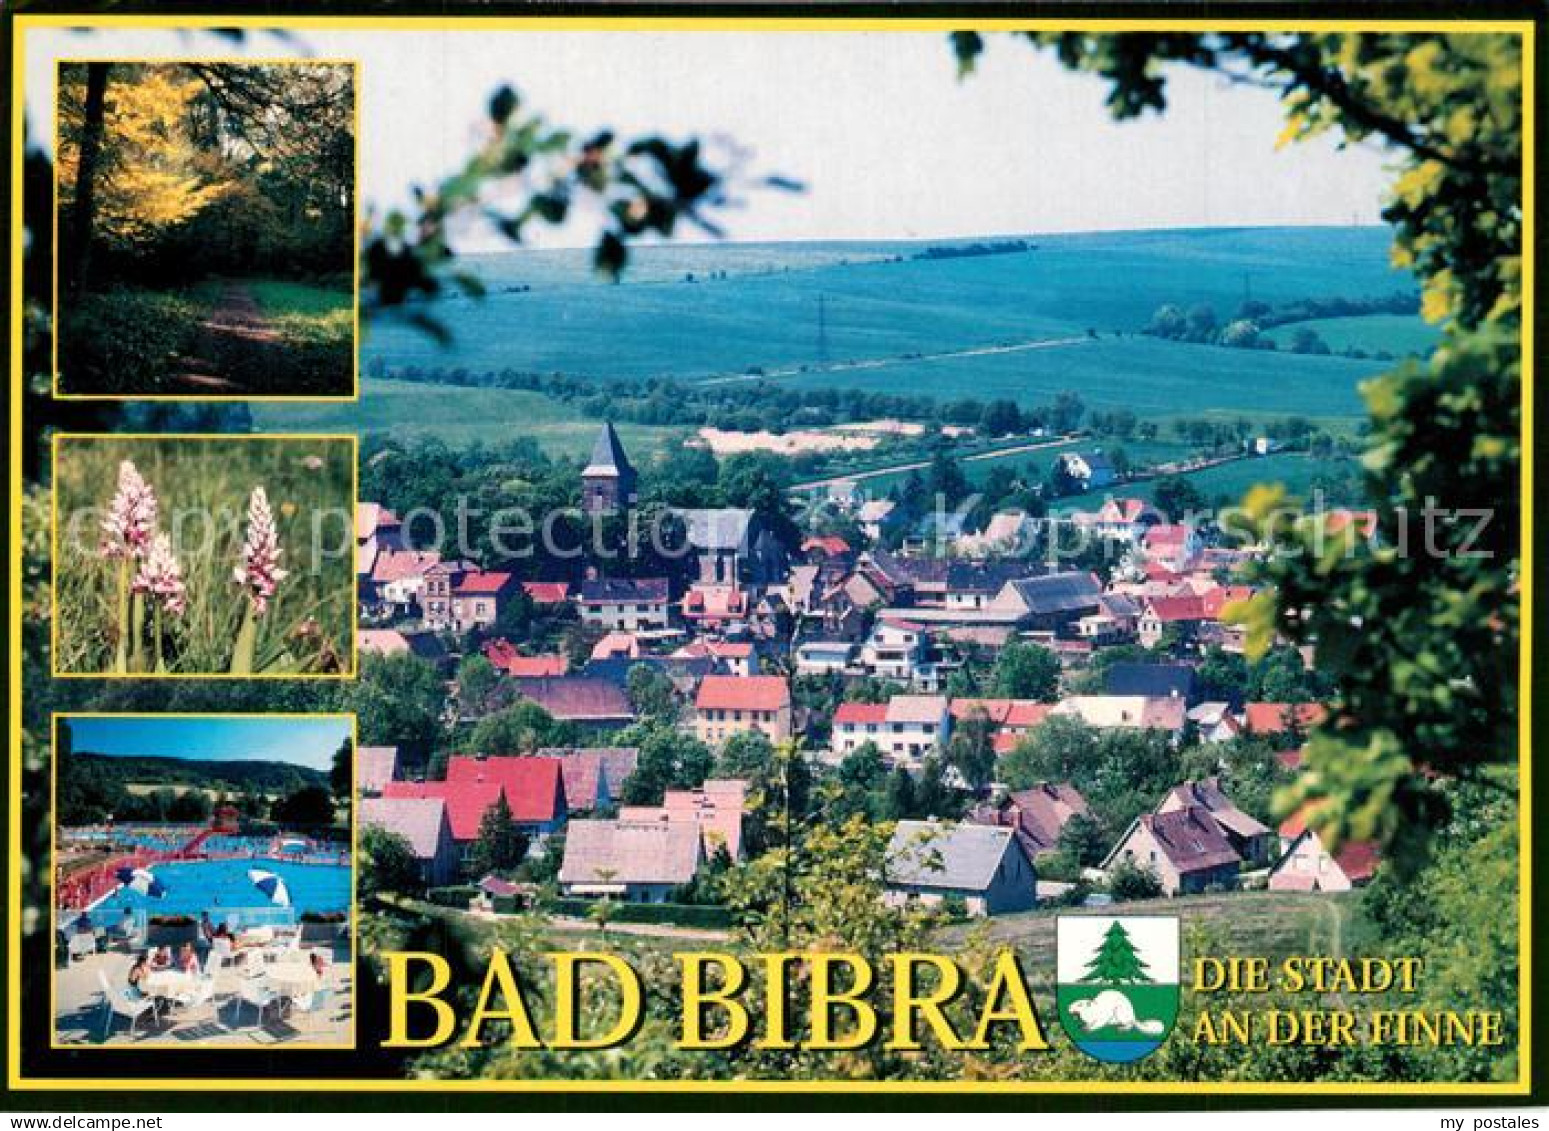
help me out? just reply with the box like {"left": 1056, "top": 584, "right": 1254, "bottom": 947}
{"left": 87, "top": 858, "right": 351, "bottom": 919}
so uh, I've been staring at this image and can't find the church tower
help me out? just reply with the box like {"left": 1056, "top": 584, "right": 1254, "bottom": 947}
{"left": 582, "top": 421, "right": 638, "bottom": 514}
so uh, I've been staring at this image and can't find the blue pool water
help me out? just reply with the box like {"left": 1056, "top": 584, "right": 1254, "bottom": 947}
{"left": 89, "top": 858, "right": 350, "bottom": 919}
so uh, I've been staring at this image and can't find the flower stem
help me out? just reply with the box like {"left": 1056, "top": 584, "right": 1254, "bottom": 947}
{"left": 129, "top": 592, "right": 146, "bottom": 673}
{"left": 153, "top": 603, "right": 165, "bottom": 674}
{"left": 113, "top": 558, "right": 129, "bottom": 674}
{"left": 230, "top": 602, "right": 258, "bottom": 675}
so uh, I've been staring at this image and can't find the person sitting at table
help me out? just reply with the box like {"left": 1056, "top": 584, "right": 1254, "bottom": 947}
{"left": 74, "top": 912, "right": 93, "bottom": 936}
{"left": 178, "top": 942, "right": 198, "bottom": 975}
{"left": 199, "top": 912, "right": 214, "bottom": 944}
{"left": 149, "top": 946, "right": 172, "bottom": 970}
{"left": 309, "top": 951, "right": 327, "bottom": 979}
{"left": 125, "top": 954, "right": 149, "bottom": 995}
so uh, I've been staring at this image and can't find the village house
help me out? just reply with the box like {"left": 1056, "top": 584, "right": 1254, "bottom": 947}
{"left": 1137, "top": 594, "right": 1211, "bottom": 649}
{"left": 380, "top": 779, "right": 503, "bottom": 867}
{"left": 969, "top": 782, "right": 1092, "bottom": 859}
{"left": 558, "top": 819, "right": 702, "bottom": 903}
{"left": 955, "top": 511, "right": 1035, "bottom": 558}
{"left": 1156, "top": 779, "right": 1274, "bottom": 865}
{"left": 535, "top": 746, "right": 640, "bottom": 813}
{"left": 1053, "top": 449, "right": 1117, "bottom": 492}
{"left": 357, "top": 745, "right": 400, "bottom": 797}
{"left": 1075, "top": 592, "right": 1143, "bottom": 644}
{"left": 358, "top": 627, "right": 449, "bottom": 666}
{"left": 680, "top": 584, "right": 751, "bottom": 632}
{"left": 1102, "top": 807, "right": 1242, "bottom": 895}
{"left": 451, "top": 570, "right": 521, "bottom": 632}
{"left": 1052, "top": 694, "right": 1188, "bottom": 735}
{"left": 482, "top": 638, "right": 569, "bottom": 678}
{"left": 1104, "top": 662, "right": 1199, "bottom": 705}
{"left": 833, "top": 695, "right": 951, "bottom": 766}
{"left": 693, "top": 675, "right": 793, "bottom": 746}
{"left": 858, "top": 617, "right": 941, "bottom": 687}
{"left": 443, "top": 755, "right": 569, "bottom": 838}
{"left": 363, "top": 548, "right": 442, "bottom": 618}
{"left": 1142, "top": 524, "right": 1203, "bottom": 571}
{"left": 578, "top": 577, "right": 673, "bottom": 634}
{"left": 884, "top": 821, "right": 1037, "bottom": 917}
{"left": 1187, "top": 701, "right": 1245, "bottom": 744}
{"left": 988, "top": 571, "right": 1104, "bottom": 633}
{"left": 1268, "top": 805, "right": 1381, "bottom": 892}
{"left": 522, "top": 580, "right": 571, "bottom": 606}
{"left": 1085, "top": 497, "right": 1162, "bottom": 542}
{"left": 949, "top": 698, "right": 1053, "bottom": 754}
{"left": 618, "top": 779, "right": 749, "bottom": 861}
{"left": 673, "top": 508, "right": 788, "bottom": 588}
{"left": 793, "top": 637, "right": 856, "bottom": 676}
{"left": 1243, "top": 702, "right": 1329, "bottom": 737}
{"left": 360, "top": 796, "right": 459, "bottom": 888}
{"left": 673, "top": 638, "right": 760, "bottom": 677}
{"left": 357, "top": 502, "right": 405, "bottom": 578}
{"left": 508, "top": 677, "right": 637, "bottom": 735}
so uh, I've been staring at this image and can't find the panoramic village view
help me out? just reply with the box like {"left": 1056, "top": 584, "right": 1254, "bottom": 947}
{"left": 19, "top": 26, "right": 1520, "bottom": 1087}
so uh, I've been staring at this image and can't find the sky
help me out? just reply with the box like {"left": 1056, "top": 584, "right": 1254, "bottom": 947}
{"left": 23, "top": 25, "right": 1393, "bottom": 249}
{"left": 65, "top": 716, "right": 352, "bottom": 772}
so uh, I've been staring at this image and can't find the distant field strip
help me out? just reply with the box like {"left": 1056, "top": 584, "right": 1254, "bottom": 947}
{"left": 699, "top": 334, "right": 1096, "bottom": 385}
{"left": 791, "top": 434, "right": 1083, "bottom": 491}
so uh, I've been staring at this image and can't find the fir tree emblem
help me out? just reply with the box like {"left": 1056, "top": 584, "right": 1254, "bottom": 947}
{"left": 1057, "top": 916, "right": 1179, "bottom": 1063}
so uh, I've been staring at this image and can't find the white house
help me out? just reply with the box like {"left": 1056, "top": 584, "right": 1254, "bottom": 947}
{"left": 833, "top": 694, "right": 951, "bottom": 766}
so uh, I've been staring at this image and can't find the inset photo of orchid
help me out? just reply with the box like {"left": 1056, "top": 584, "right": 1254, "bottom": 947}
{"left": 52, "top": 435, "right": 357, "bottom": 678}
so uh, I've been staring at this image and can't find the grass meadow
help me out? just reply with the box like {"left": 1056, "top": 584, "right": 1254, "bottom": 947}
{"left": 53, "top": 435, "right": 356, "bottom": 676}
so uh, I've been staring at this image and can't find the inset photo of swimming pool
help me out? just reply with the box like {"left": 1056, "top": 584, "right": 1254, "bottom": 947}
{"left": 51, "top": 713, "right": 355, "bottom": 1049}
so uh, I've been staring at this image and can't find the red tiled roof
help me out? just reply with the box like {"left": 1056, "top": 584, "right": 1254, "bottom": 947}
{"left": 455, "top": 570, "right": 515, "bottom": 595}
{"left": 517, "top": 677, "right": 635, "bottom": 721}
{"left": 522, "top": 581, "right": 570, "bottom": 604}
{"left": 1198, "top": 585, "right": 1257, "bottom": 619}
{"left": 445, "top": 756, "right": 566, "bottom": 823}
{"left": 370, "top": 549, "right": 441, "bottom": 583}
{"left": 802, "top": 535, "right": 852, "bottom": 557}
{"left": 1146, "top": 595, "right": 1209, "bottom": 622}
{"left": 1145, "top": 524, "right": 1193, "bottom": 547}
{"left": 1244, "top": 702, "right": 1329, "bottom": 734}
{"left": 483, "top": 638, "right": 568, "bottom": 677}
{"left": 382, "top": 780, "right": 503, "bottom": 841}
{"left": 695, "top": 675, "right": 790, "bottom": 713}
{"left": 833, "top": 702, "right": 888, "bottom": 726}
{"left": 1140, "top": 807, "right": 1241, "bottom": 873}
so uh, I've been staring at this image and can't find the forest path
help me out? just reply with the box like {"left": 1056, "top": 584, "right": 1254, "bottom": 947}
{"left": 168, "top": 283, "right": 285, "bottom": 393}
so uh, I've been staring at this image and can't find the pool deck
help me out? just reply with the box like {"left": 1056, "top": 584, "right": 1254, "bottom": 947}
{"left": 54, "top": 938, "right": 354, "bottom": 1048}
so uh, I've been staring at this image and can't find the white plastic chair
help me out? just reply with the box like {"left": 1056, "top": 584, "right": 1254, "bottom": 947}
{"left": 236, "top": 979, "right": 281, "bottom": 1026}
{"left": 97, "top": 970, "right": 158, "bottom": 1039}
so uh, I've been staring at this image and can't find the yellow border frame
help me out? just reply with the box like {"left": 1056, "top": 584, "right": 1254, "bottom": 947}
{"left": 7, "top": 12, "right": 1536, "bottom": 1098}
{"left": 47, "top": 431, "right": 360, "bottom": 680}
{"left": 46, "top": 711, "right": 360, "bottom": 1052}
{"left": 49, "top": 57, "right": 362, "bottom": 404}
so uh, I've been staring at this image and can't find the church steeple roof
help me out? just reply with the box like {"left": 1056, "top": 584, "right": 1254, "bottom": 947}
{"left": 583, "top": 422, "right": 634, "bottom": 479}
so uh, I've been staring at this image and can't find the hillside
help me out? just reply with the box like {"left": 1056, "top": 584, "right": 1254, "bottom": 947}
{"left": 255, "top": 226, "right": 1422, "bottom": 449}
{"left": 67, "top": 752, "right": 327, "bottom": 796}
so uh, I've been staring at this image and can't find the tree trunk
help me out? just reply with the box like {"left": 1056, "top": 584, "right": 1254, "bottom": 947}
{"left": 67, "top": 62, "right": 111, "bottom": 297}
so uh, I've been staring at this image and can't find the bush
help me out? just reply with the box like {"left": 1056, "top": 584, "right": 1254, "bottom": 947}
{"left": 1107, "top": 860, "right": 1164, "bottom": 902}
{"left": 426, "top": 885, "right": 479, "bottom": 908}
{"left": 546, "top": 897, "right": 732, "bottom": 930}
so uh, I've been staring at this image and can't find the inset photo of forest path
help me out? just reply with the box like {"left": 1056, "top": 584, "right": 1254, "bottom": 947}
{"left": 55, "top": 61, "right": 357, "bottom": 398}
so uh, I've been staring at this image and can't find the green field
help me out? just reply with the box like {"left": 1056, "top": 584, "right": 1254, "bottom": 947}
{"left": 1048, "top": 451, "right": 1355, "bottom": 512}
{"left": 254, "top": 377, "right": 686, "bottom": 461}
{"left": 363, "top": 227, "right": 1418, "bottom": 431}
{"left": 1261, "top": 314, "right": 1439, "bottom": 357}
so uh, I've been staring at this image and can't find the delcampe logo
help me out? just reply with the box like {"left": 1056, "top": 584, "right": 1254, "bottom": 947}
{"left": 1056, "top": 915, "right": 1180, "bottom": 1064}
